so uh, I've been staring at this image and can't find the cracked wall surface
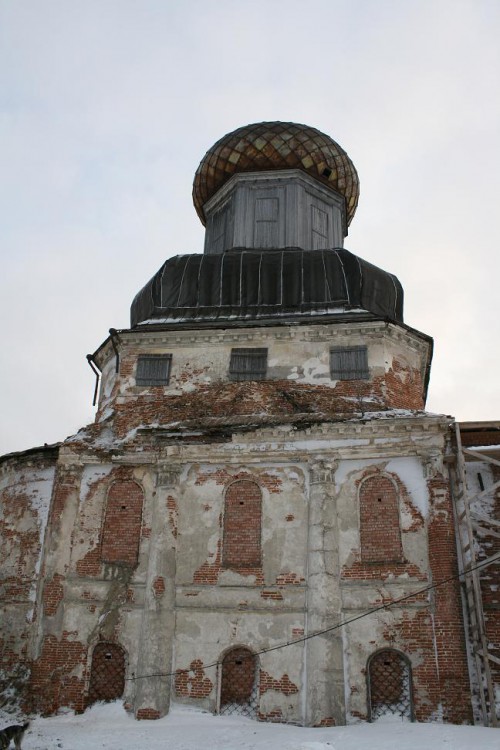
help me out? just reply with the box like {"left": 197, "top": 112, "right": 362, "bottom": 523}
{"left": 0, "top": 320, "right": 479, "bottom": 725}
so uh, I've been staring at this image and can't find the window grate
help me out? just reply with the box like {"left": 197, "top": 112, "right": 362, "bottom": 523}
{"left": 136, "top": 354, "right": 172, "bottom": 386}
{"left": 219, "top": 648, "right": 259, "bottom": 719}
{"left": 229, "top": 348, "right": 268, "bottom": 381}
{"left": 87, "top": 643, "right": 126, "bottom": 707}
{"left": 330, "top": 346, "right": 369, "bottom": 380}
{"left": 368, "top": 649, "right": 413, "bottom": 721}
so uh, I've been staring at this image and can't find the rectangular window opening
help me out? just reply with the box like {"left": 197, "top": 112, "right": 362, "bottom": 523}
{"left": 229, "top": 348, "right": 268, "bottom": 382}
{"left": 136, "top": 354, "right": 172, "bottom": 386}
{"left": 330, "top": 346, "right": 369, "bottom": 380}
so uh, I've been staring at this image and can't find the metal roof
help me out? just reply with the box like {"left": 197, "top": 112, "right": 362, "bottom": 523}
{"left": 131, "top": 247, "right": 403, "bottom": 328}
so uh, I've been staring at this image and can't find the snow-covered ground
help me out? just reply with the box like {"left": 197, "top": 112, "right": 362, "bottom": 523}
{"left": 4, "top": 702, "right": 499, "bottom": 750}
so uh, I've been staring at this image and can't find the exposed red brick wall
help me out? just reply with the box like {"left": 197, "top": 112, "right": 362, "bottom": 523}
{"left": 0, "top": 636, "right": 32, "bottom": 713}
{"left": 193, "top": 475, "right": 269, "bottom": 584}
{"left": 275, "top": 572, "right": 305, "bottom": 584}
{"left": 167, "top": 495, "right": 178, "bottom": 539}
{"left": 343, "top": 470, "right": 425, "bottom": 580}
{"left": 75, "top": 546, "right": 101, "bottom": 577}
{"left": 30, "top": 634, "right": 87, "bottom": 715}
{"left": 175, "top": 659, "right": 213, "bottom": 698}
{"left": 341, "top": 469, "right": 471, "bottom": 724}
{"left": 342, "top": 561, "right": 426, "bottom": 581}
{"left": 86, "top": 372, "right": 425, "bottom": 443}
{"left": 353, "top": 480, "right": 471, "bottom": 724}
{"left": 258, "top": 708, "right": 283, "bottom": 721}
{"left": 43, "top": 573, "right": 65, "bottom": 617}
{"left": 49, "top": 465, "right": 82, "bottom": 527}
{"left": 223, "top": 480, "right": 262, "bottom": 570}
{"left": 193, "top": 539, "right": 222, "bottom": 584}
{"left": 136, "top": 708, "right": 161, "bottom": 720}
{"left": 427, "top": 478, "right": 472, "bottom": 723}
{"left": 195, "top": 468, "right": 281, "bottom": 494}
{"left": 261, "top": 590, "right": 283, "bottom": 600}
{"left": 460, "top": 429, "right": 500, "bottom": 447}
{"left": 383, "top": 358, "right": 424, "bottom": 411}
{"left": 259, "top": 670, "right": 299, "bottom": 695}
{"left": 380, "top": 609, "right": 441, "bottom": 722}
{"left": 359, "top": 475, "right": 403, "bottom": 563}
{"left": 152, "top": 576, "right": 165, "bottom": 597}
{"left": 101, "top": 481, "right": 144, "bottom": 567}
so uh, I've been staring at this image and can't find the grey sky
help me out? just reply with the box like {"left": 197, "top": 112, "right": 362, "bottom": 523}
{"left": 1, "top": 0, "right": 499, "bottom": 456}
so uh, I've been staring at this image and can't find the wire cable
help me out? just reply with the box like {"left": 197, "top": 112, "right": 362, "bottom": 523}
{"left": 125, "top": 552, "right": 500, "bottom": 681}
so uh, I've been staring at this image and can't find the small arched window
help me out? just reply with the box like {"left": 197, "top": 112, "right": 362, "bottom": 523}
{"left": 359, "top": 475, "right": 402, "bottom": 563}
{"left": 223, "top": 480, "right": 262, "bottom": 570}
{"left": 219, "top": 646, "right": 259, "bottom": 718}
{"left": 367, "top": 649, "right": 413, "bottom": 721}
{"left": 87, "top": 642, "right": 126, "bottom": 707}
{"left": 101, "top": 481, "right": 144, "bottom": 567}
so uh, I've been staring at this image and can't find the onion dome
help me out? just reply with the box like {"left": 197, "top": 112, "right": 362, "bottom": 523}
{"left": 193, "top": 122, "right": 359, "bottom": 226}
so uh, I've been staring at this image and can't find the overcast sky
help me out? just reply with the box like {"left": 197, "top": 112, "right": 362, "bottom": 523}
{"left": 1, "top": 0, "right": 499, "bottom": 456}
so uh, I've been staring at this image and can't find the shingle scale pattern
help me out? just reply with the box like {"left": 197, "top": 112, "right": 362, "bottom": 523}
{"left": 193, "top": 122, "right": 359, "bottom": 226}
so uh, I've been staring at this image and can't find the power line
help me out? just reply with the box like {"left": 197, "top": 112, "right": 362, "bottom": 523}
{"left": 126, "top": 553, "right": 500, "bottom": 681}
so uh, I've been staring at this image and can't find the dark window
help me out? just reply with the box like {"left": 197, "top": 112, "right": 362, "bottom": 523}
{"left": 229, "top": 348, "right": 267, "bottom": 381}
{"left": 136, "top": 354, "right": 172, "bottom": 386}
{"left": 330, "top": 346, "right": 369, "bottom": 380}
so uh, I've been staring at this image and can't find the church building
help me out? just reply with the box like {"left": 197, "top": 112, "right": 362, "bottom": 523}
{"left": 1, "top": 122, "right": 499, "bottom": 726}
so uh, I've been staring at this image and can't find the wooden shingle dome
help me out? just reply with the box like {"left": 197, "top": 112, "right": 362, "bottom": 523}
{"left": 193, "top": 121, "right": 360, "bottom": 226}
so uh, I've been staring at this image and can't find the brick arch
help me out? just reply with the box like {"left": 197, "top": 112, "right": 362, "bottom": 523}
{"left": 367, "top": 648, "right": 413, "bottom": 721}
{"left": 223, "top": 479, "right": 262, "bottom": 570}
{"left": 359, "top": 473, "right": 402, "bottom": 563}
{"left": 87, "top": 642, "right": 126, "bottom": 706}
{"left": 219, "top": 646, "right": 259, "bottom": 716}
{"left": 101, "top": 480, "right": 144, "bottom": 567}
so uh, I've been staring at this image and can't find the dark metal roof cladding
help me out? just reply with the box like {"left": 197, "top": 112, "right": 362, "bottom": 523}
{"left": 131, "top": 248, "right": 402, "bottom": 328}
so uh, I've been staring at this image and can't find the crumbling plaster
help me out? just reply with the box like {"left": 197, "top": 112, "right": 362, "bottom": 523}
{"left": 1, "top": 354, "right": 465, "bottom": 724}
{"left": 93, "top": 320, "right": 430, "bottom": 414}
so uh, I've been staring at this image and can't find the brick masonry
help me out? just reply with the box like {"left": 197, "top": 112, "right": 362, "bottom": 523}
{"left": 0, "top": 320, "right": 492, "bottom": 726}
{"left": 359, "top": 474, "right": 403, "bottom": 563}
{"left": 223, "top": 480, "right": 262, "bottom": 570}
{"left": 101, "top": 481, "right": 144, "bottom": 567}
{"left": 175, "top": 660, "right": 213, "bottom": 699}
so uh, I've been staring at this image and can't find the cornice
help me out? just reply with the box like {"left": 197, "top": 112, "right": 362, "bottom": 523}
{"left": 93, "top": 319, "right": 431, "bottom": 368}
